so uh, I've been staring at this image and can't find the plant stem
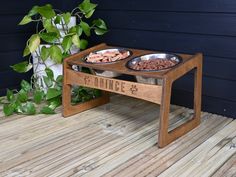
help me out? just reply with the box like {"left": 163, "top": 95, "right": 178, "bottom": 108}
{"left": 60, "top": 16, "right": 69, "bottom": 35}
{"left": 71, "top": 7, "right": 80, "bottom": 15}
{"left": 35, "top": 50, "right": 48, "bottom": 68}
{"left": 75, "top": 12, "right": 83, "bottom": 20}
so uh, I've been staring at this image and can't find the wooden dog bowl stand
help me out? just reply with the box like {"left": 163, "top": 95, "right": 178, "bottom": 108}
{"left": 62, "top": 43, "right": 203, "bottom": 148}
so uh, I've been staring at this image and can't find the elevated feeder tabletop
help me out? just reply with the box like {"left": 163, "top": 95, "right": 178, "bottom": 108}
{"left": 63, "top": 43, "right": 203, "bottom": 148}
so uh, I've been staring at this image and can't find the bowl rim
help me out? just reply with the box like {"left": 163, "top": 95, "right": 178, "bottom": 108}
{"left": 126, "top": 52, "right": 183, "bottom": 72}
{"left": 82, "top": 47, "right": 133, "bottom": 64}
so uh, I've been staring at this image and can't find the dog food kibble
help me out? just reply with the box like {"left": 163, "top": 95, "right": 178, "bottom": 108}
{"left": 131, "top": 59, "right": 178, "bottom": 71}
{"left": 86, "top": 50, "right": 130, "bottom": 63}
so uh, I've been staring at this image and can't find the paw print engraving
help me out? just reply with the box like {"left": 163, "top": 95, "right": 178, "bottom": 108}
{"left": 130, "top": 85, "right": 138, "bottom": 95}
{"left": 84, "top": 76, "right": 91, "bottom": 85}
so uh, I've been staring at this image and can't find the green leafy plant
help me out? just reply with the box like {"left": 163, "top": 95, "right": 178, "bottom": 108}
{"left": 1, "top": 68, "right": 102, "bottom": 116}
{"left": 13, "top": 0, "right": 107, "bottom": 73}
{"left": 1, "top": 79, "right": 58, "bottom": 115}
{"left": 1, "top": 0, "right": 107, "bottom": 116}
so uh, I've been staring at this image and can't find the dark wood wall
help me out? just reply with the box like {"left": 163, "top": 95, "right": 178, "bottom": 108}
{"left": 1, "top": 0, "right": 236, "bottom": 118}
{"left": 66, "top": 0, "right": 236, "bottom": 118}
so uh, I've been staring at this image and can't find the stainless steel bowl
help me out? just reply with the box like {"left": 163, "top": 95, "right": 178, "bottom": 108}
{"left": 93, "top": 70, "right": 121, "bottom": 78}
{"left": 126, "top": 53, "right": 182, "bottom": 85}
{"left": 84, "top": 48, "right": 132, "bottom": 78}
{"left": 126, "top": 53, "right": 182, "bottom": 72}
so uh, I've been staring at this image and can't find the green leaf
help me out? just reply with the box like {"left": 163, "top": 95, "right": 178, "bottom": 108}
{"left": 80, "top": 39, "right": 88, "bottom": 50}
{"left": 3, "top": 104, "right": 14, "bottom": 116}
{"left": 41, "top": 46, "right": 50, "bottom": 61}
{"left": 11, "top": 61, "right": 32, "bottom": 73}
{"left": 34, "top": 90, "right": 44, "bottom": 104}
{"left": 20, "top": 102, "right": 36, "bottom": 115}
{"left": 28, "top": 5, "right": 39, "bottom": 16}
{"left": 92, "top": 18, "right": 107, "bottom": 29}
{"left": 43, "top": 76, "right": 53, "bottom": 87}
{"left": 21, "top": 80, "right": 31, "bottom": 92}
{"left": 14, "top": 100, "right": 21, "bottom": 112}
{"left": 56, "top": 75, "right": 63, "bottom": 87}
{"left": 6, "top": 89, "right": 14, "bottom": 102}
{"left": 54, "top": 75, "right": 63, "bottom": 88}
{"left": 43, "top": 19, "right": 60, "bottom": 34}
{"left": 56, "top": 75, "right": 63, "bottom": 83}
{"left": 39, "top": 32, "right": 58, "bottom": 43}
{"left": 80, "top": 21, "right": 90, "bottom": 36}
{"left": 43, "top": 19, "right": 52, "bottom": 30}
{"left": 48, "top": 96, "right": 61, "bottom": 110}
{"left": 76, "top": 26, "right": 83, "bottom": 36}
{"left": 17, "top": 89, "right": 28, "bottom": 102}
{"left": 46, "top": 88, "right": 62, "bottom": 100}
{"left": 62, "top": 52, "right": 70, "bottom": 59}
{"left": 40, "top": 106, "right": 55, "bottom": 114}
{"left": 62, "top": 36, "right": 72, "bottom": 52}
{"left": 93, "top": 89, "right": 102, "bottom": 97}
{"left": 79, "top": 0, "right": 97, "bottom": 14}
{"left": 62, "top": 12, "right": 71, "bottom": 25}
{"left": 45, "top": 68, "right": 54, "bottom": 80}
{"left": 37, "top": 4, "right": 56, "bottom": 19}
{"left": 72, "top": 34, "right": 80, "bottom": 48}
{"left": 68, "top": 26, "right": 77, "bottom": 34}
{"left": 19, "top": 15, "right": 32, "bottom": 25}
{"left": 94, "top": 27, "right": 108, "bottom": 35}
{"left": 54, "top": 15, "right": 61, "bottom": 24}
{"left": 49, "top": 45, "right": 63, "bottom": 63}
{"left": 23, "top": 46, "right": 31, "bottom": 57}
{"left": 85, "top": 9, "right": 95, "bottom": 18}
{"left": 28, "top": 34, "right": 40, "bottom": 53}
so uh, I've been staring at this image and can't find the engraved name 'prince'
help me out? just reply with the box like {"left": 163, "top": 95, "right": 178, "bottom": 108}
{"left": 84, "top": 76, "right": 126, "bottom": 93}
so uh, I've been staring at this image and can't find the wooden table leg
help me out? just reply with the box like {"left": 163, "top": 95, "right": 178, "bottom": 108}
{"left": 62, "top": 89, "right": 110, "bottom": 117}
{"left": 158, "top": 55, "right": 202, "bottom": 147}
{"left": 62, "top": 59, "right": 110, "bottom": 117}
{"left": 158, "top": 78, "right": 172, "bottom": 147}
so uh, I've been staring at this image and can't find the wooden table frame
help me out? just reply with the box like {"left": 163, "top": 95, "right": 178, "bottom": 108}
{"left": 62, "top": 43, "right": 203, "bottom": 148}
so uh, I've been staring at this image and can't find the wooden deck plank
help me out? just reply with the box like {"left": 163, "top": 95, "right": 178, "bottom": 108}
{"left": 26, "top": 104, "right": 168, "bottom": 177}
{"left": 0, "top": 95, "right": 234, "bottom": 177}
{"left": 0, "top": 96, "right": 131, "bottom": 135}
{"left": 77, "top": 111, "right": 197, "bottom": 177}
{"left": 158, "top": 119, "right": 236, "bottom": 177}
{"left": 0, "top": 96, "right": 145, "bottom": 155}
{"left": 212, "top": 153, "right": 236, "bottom": 177}
{"left": 48, "top": 109, "right": 190, "bottom": 177}
{"left": 13, "top": 103, "right": 160, "bottom": 177}
{"left": 0, "top": 96, "right": 152, "bottom": 169}
{"left": 104, "top": 114, "right": 232, "bottom": 177}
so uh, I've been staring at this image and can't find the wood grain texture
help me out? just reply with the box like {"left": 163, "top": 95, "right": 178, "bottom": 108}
{"left": 158, "top": 53, "right": 202, "bottom": 147}
{"left": 62, "top": 44, "right": 110, "bottom": 117}
{"left": 105, "top": 114, "right": 231, "bottom": 177}
{"left": 0, "top": 95, "right": 234, "bottom": 177}
{"left": 1, "top": 0, "right": 236, "bottom": 119}
{"left": 93, "top": 29, "right": 236, "bottom": 59}
{"left": 93, "top": 0, "right": 236, "bottom": 12}
{"left": 63, "top": 43, "right": 202, "bottom": 147}
{"left": 158, "top": 120, "right": 236, "bottom": 177}
{"left": 95, "top": 10, "right": 236, "bottom": 36}
{"left": 87, "top": 0, "right": 236, "bottom": 118}
{"left": 66, "top": 70, "right": 162, "bottom": 104}
{"left": 172, "top": 89, "right": 236, "bottom": 118}
{"left": 212, "top": 153, "right": 236, "bottom": 177}
{"left": 173, "top": 73, "right": 236, "bottom": 102}
{"left": 67, "top": 45, "right": 193, "bottom": 78}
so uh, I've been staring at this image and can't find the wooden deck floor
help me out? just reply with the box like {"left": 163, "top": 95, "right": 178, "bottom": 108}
{"left": 0, "top": 95, "right": 235, "bottom": 177}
